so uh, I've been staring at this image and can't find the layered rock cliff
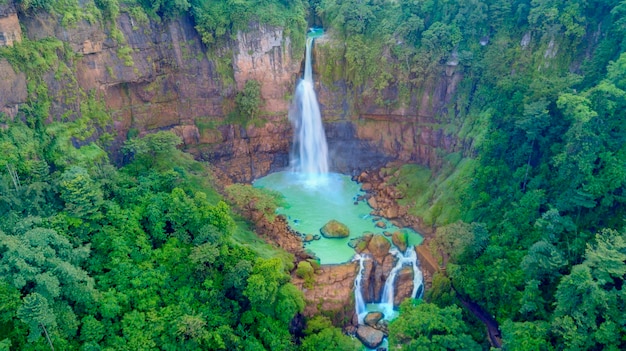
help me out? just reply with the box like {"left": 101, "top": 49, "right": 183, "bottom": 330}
{"left": 0, "top": 1, "right": 467, "bottom": 183}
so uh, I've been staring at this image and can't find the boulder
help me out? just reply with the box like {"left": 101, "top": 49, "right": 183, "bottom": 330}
{"left": 375, "top": 221, "right": 386, "bottom": 229}
{"left": 368, "top": 235, "right": 391, "bottom": 264}
{"left": 392, "top": 231, "right": 408, "bottom": 253}
{"left": 367, "top": 196, "right": 378, "bottom": 209}
{"left": 356, "top": 325, "right": 384, "bottom": 349}
{"left": 364, "top": 312, "right": 384, "bottom": 327}
{"left": 320, "top": 220, "right": 350, "bottom": 238}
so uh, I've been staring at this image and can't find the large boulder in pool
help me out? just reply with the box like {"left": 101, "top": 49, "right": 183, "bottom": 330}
{"left": 368, "top": 234, "right": 391, "bottom": 263}
{"left": 320, "top": 220, "right": 350, "bottom": 238}
{"left": 364, "top": 311, "right": 384, "bottom": 327}
{"left": 356, "top": 325, "right": 384, "bottom": 349}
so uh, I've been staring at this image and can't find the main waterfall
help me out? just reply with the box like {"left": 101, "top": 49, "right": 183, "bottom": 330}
{"left": 289, "top": 33, "right": 328, "bottom": 174}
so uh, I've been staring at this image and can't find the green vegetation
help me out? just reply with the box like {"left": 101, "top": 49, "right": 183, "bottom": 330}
{"left": 320, "top": 0, "right": 626, "bottom": 349}
{"left": 0, "top": 118, "right": 313, "bottom": 349}
{"left": 3, "top": 0, "right": 626, "bottom": 349}
{"left": 225, "top": 183, "right": 285, "bottom": 222}
{"left": 389, "top": 300, "right": 482, "bottom": 351}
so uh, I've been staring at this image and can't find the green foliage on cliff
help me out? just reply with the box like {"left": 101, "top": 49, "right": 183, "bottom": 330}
{"left": 312, "top": 0, "right": 626, "bottom": 349}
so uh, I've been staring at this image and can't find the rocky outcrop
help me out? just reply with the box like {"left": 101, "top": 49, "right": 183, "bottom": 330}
{"left": 1, "top": 4, "right": 470, "bottom": 183}
{"left": 0, "top": 2, "right": 25, "bottom": 117}
{"left": 356, "top": 167, "right": 433, "bottom": 238}
{"left": 3, "top": 5, "right": 301, "bottom": 182}
{"left": 0, "top": 2, "right": 21, "bottom": 48}
{"left": 0, "top": 59, "right": 26, "bottom": 117}
{"left": 320, "top": 219, "right": 350, "bottom": 238}
{"left": 394, "top": 266, "right": 415, "bottom": 306}
{"left": 291, "top": 261, "right": 358, "bottom": 319}
{"left": 356, "top": 325, "right": 384, "bottom": 349}
{"left": 314, "top": 35, "right": 466, "bottom": 171}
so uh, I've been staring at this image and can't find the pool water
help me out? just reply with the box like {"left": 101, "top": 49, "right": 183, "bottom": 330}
{"left": 253, "top": 171, "right": 423, "bottom": 264}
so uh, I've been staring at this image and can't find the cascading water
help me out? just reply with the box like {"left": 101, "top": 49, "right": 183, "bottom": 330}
{"left": 353, "top": 254, "right": 368, "bottom": 324}
{"left": 289, "top": 33, "right": 328, "bottom": 175}
{"left": 378, "top": 246, "right": 423, "bottom": 319}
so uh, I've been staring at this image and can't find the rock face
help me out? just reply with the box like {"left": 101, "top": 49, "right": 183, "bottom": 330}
{"left": 5, "top": 7, "right": 301, "bottom": 182}
{"left": 291, "top": 261, "right": 358, "bottom": 320}
{"left": 0, "top": 58, "right": 26, "bottom": 117}
{"left": 320, "top": 219, "right": 350, "bottom": 238}
{"left": 0, "top": 2, "right": 25, "bottom": 117}
{"left": 314, "top": 35, "right": 465, "bottom": 172}
{"left": 0, "top": 2, "right": 22, "bottom": 48}
{"left": 0, "top": 4, "right": 468, "bottom": 183}
{"left": 356, "top": 325, "right": 384, "bottom": 349}
{"left": 394, "top": 266, "right": 415, "bottom": 306}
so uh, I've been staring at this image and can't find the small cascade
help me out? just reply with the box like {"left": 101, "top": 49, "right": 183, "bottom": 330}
{"left": 289, "top": 33, "right": 328, "bottom": 175}
{"left": 353, "top": 253, "right": 368, "bottom": 324}
{"left": 411, "top": 248, "right": 424, "bottom": 299}
{"left": 378, "top": 247, "right": 422, "bottom": 317}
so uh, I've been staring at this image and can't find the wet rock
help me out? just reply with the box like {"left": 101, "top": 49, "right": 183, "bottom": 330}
{"left": 382, "top": 205, "right": 399, "bottom": 219}
{"left": 392, "top": 231, "right": 408, "bottom": 253}
{"left": 356, "top": 325, "right": 384, "bottom": 349}
{"left": 364, "top": 312, "right": 384, "bottom": 327}
{"left": 394, "top": 266, "right": 415, "bottom": 306}
{"left": 368, "top": 235, "right": 391, "bottom": 264}
{"left": 383, "top": 231, "right": 393, "bottom": 237}
{"left": 367, "top": 196, "right": 378, "bottom": 209}
{"left": 320, "top": 219, "right": 350, "bottom": 238}
{"left": 293, "top": 262, "right": 359, "bottom": 318}
{"left": 303, "top": 234, "right": 314, "bottom": 242}
{"left": 361, "top": 259, "right": 375, "bottom": 301}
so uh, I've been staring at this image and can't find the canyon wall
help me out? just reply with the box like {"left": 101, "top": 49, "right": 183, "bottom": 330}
{"left": 0, "top": 1, "right": 465, "bottom": 183}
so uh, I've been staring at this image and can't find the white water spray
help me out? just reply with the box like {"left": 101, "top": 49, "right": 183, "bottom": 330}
{"left": 289, "top": 35, "right": 329, "bottom": 175}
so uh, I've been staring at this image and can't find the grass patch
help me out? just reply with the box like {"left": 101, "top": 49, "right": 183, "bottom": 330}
{"left": 388, "top": 153, "right": 475, "bottom": 228}
{"left": 231, "top": 217, "right": 294, "bottom": 269}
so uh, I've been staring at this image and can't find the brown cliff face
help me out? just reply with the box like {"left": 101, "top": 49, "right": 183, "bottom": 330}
{"left": 0, "top": 2, "right": 25, "bottom": 117}
{"left": 313, "top": 35, "right": 466, "bottom": 172}
{"left": 292, "top": 262, "right": 358, "bottom": 321}
{"left": 1, "top": 6, "right": 467, "bottom": 183}
{"left": 6, "top": 7, "right": 300, "bottom": 181}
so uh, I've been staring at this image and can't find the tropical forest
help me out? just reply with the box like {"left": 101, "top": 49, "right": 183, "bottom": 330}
{"left": 0, "top": 0, "right": 625, "bottom": 350}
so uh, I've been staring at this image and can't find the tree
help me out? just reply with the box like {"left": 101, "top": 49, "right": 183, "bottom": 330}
{"left": 388, "top": 300, "right": 481, "bottom": 351}
{"left": 123, "top": 131, "right": 184, "bottom": 170}
{"left": 299, "top": 316, "right": 359, "bottom": 351}
{"left": 235, "top": 80, "right": 263, "bottom": 121}
{"left": 430, "top": 221, "right": 488, "bottom": 267}
{"left": 58, "top": 166, "right": 103, "bottom": 220}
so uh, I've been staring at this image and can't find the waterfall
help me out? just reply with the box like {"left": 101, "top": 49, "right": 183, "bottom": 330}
{"left": 379, "top": 246, "right": 423, "bottom": 317}
{"left": 354, "top": 254, "right": 367, "bottom": 324}
{"left": 289, "top": 35, "right": 329, "bottom": 175}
